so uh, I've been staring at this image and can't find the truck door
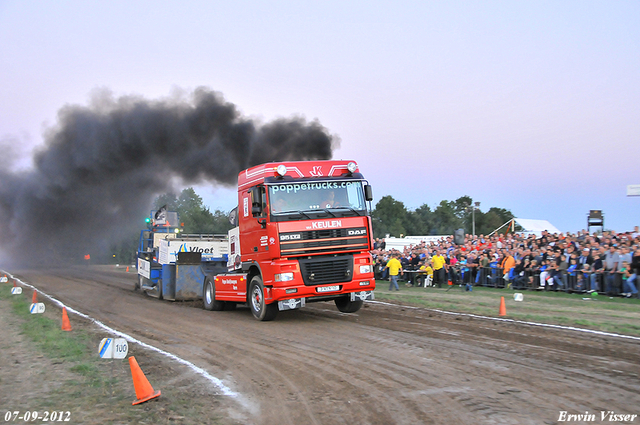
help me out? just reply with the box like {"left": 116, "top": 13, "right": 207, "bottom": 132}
{"left": 240, "top": 185, "right": 270, "bottom": 262}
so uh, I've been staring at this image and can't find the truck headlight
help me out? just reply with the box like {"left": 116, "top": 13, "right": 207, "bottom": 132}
{"left": 275, "top": 272, "right": 294, "bottom": 282}
{"left": 359, "top": 265, "right": 372, "bottom": 274}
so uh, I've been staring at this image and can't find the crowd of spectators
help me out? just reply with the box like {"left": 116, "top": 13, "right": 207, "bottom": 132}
{"left": 371, "top": 227, "right": 640, "bottom": 298}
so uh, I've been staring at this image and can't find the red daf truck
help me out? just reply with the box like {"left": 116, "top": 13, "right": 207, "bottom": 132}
{"left": 204, "top": 160, "right": 376, "bottom": 320}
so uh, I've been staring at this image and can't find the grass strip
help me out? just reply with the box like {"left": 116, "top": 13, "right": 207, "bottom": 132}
{"left": 374, "top": 281, "right": 640, "bottom": 337}
{"left": 0, "top": 281, "right": 231, "bottom": 425}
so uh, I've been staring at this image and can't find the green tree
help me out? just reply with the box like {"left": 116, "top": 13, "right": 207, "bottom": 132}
{"left": 153, "top": 188, "right": 233, "bottom": 234}
{"left": 406, "top": 204, "right": 434, "bottom": 235}
{"left": 473, "top": 207, "right": 518, "bottom": 235}
{"left": 370, "top": 194, "right": 520, "bottom": 238}
{"left": 371, "top": 195, "right": 409, "bottom": 238}
{"left": 432, "top": 200, "right": 461, "bottom": 234}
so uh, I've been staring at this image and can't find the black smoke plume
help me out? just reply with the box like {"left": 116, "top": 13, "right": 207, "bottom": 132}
{"left": 0, "top": 87, "right": 337, "bottom": 266}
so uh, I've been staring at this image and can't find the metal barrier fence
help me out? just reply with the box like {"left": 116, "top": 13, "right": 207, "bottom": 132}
{"left": 463, "top": 267, "right": 626, "bottom": 294}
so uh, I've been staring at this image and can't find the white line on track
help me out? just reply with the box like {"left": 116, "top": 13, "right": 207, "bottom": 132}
{"left": 370, "top": 300, "right": 640, "bottom": 342}
{"left": 3, "top": 271, "right": 238, "bottom": 397}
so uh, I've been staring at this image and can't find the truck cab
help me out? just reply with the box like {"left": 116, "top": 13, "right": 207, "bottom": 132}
{"left": 206, "top": 160, "right": 376, "bottom": 320}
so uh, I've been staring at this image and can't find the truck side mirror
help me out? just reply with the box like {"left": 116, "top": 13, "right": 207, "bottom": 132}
{"left": 364, "top": 184, "right": 373, "bottom": 202}
{"left": 250, "top": 187, "right": 263, "bottom": 216}
{"left": 228, "top": 207, "right": 238, "bottom": 226}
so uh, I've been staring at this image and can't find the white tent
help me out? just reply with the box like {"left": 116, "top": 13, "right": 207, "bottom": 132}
{"left": 514, "top": 218, "right": 562, "bottom": 237}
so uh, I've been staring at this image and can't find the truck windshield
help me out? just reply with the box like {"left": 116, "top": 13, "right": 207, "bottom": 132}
{"left": 268, "top": 180, "right": 367, "bottom": 215}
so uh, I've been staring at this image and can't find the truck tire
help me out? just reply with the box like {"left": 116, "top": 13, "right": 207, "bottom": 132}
{"left": 249, "top": 276, "right": 277, "bottom": 321}
{"left": 203, "top": 277, "right": 225, "bottom": 311}
{"left": 335, "top": 296, "right": 363, "bottom": 313}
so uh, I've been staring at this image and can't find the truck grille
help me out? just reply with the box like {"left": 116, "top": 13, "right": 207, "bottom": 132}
{"left": 279, "top": 227, "right": 368, "bottom": 256}
{"left": 298, "top": 256, "right": 353, "bottom": 286}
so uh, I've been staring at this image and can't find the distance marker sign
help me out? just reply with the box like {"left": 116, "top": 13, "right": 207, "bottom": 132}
{"left": 11, "top": 287, "right": 22, "bottom": 295}
{"left": 29, "top": 303, "right": 45, "bottom": 314}
{"left": 99, "top": 338, "right": 128, "bottom": 359}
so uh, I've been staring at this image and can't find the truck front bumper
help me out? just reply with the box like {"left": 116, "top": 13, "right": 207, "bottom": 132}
{"left": 275, "top": 289, "right": 374, "bottom": 311}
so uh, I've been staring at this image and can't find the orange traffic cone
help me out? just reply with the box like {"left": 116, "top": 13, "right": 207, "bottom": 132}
{"left": 126, "top": 266, "right": 129, "bottom": 272}
{"left": 61, "top": 307, "right": 72, "bottom": 331}
{"left": 498, "top": 296, "right": 506, "bottom": 316}
{"left": 32, "top": 290, "right": 37, "bottom": 303}
{"left": 129, "top": 356, "right": 161, "bottom": 405}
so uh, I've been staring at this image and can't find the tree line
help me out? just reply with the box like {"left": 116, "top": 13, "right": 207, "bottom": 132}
{"left": 111, "top": 190, "right": 516, "bottom": 264}
{"left": 371, "top": 195, "right": 517, "bottom": 238}
{"left": 151, "top": 190, "right": 518, "bottom": 239}
{"left": 153, "top": 188, "right": 233, "bottom": 234}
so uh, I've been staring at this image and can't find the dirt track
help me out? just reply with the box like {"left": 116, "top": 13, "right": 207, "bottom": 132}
{"left": 10, "top": 266, "right": 640, "bottom": 424}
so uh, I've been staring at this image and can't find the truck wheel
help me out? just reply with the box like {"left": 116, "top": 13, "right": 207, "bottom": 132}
{"left": 249, "top": 276, "right": 277, "bottom": 321}
{"left": 203, "top": 277, "right": 225, "bottom": 311}
{"left": 335, "top": 296, "right": 363, "bottom": 313}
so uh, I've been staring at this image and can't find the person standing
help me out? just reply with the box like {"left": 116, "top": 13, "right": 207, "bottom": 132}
{"left": 604, "top": 245, "right": 620, "bottom": 295}
{"left": 499, "top": 249, "right": 516, "bottom": 287}
{"left": 590, "top": 253, "right": 604, "bottom": 293}
{"left": 385, "top": 254, "right": 403, "bottom": 291}
{"left": 432, "top": 249, "right": 446, "bottom": 288}
{"left": 620, "top": 261, "right": 638, "bottom": 298}
{"left": 629, "top": 248, "right": 640, "bottom": 295}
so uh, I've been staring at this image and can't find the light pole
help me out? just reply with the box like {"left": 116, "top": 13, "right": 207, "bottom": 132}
{"left": 472, "top": 201, "right": 480, "bottom": 237}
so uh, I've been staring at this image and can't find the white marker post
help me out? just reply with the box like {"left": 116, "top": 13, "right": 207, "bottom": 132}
{"left": 99, "top": 337, "right": 129, "bottom": 395}
{"left": 29, "top": 303, "right": 45, "bottom": 314}
{"left": 99, "top": 338, "right": 129, "bottom": 359}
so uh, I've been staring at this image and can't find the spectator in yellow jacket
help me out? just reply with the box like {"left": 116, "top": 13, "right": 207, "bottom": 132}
{"left": 385, "top": 254, "right": 403, "bottom": 291}
{"left": 418, "top": 262, "right": 433, "bottom": 287}
{"left": 431, "top": 250, "right": 447, "bottom": 288}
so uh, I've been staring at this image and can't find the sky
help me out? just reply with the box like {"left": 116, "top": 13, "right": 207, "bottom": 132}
{"left": 1, "top": 0, "right": 639, "bottom": 234}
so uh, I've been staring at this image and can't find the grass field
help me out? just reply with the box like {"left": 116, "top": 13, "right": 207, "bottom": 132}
{"left": 0, "top": 280, "right": 231, "bottom": 425}
{"left": 374, "top": 280, "right": 640, "bottom": 337}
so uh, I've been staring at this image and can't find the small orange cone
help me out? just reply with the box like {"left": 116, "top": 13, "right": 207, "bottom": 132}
{"left": 61, "top": 307, "right": 72, "bottom": 331}
{"left": 32, "top": 290, "right": 38, "bottom": 303}
{"left": 499, "top": 296, "right": 507, "bottom": 316}
{"left": 129, "top": 356, "right": 161, "bottom": 405}
{"left": 126, "top": 266, "right": 129, "bottom": 272}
